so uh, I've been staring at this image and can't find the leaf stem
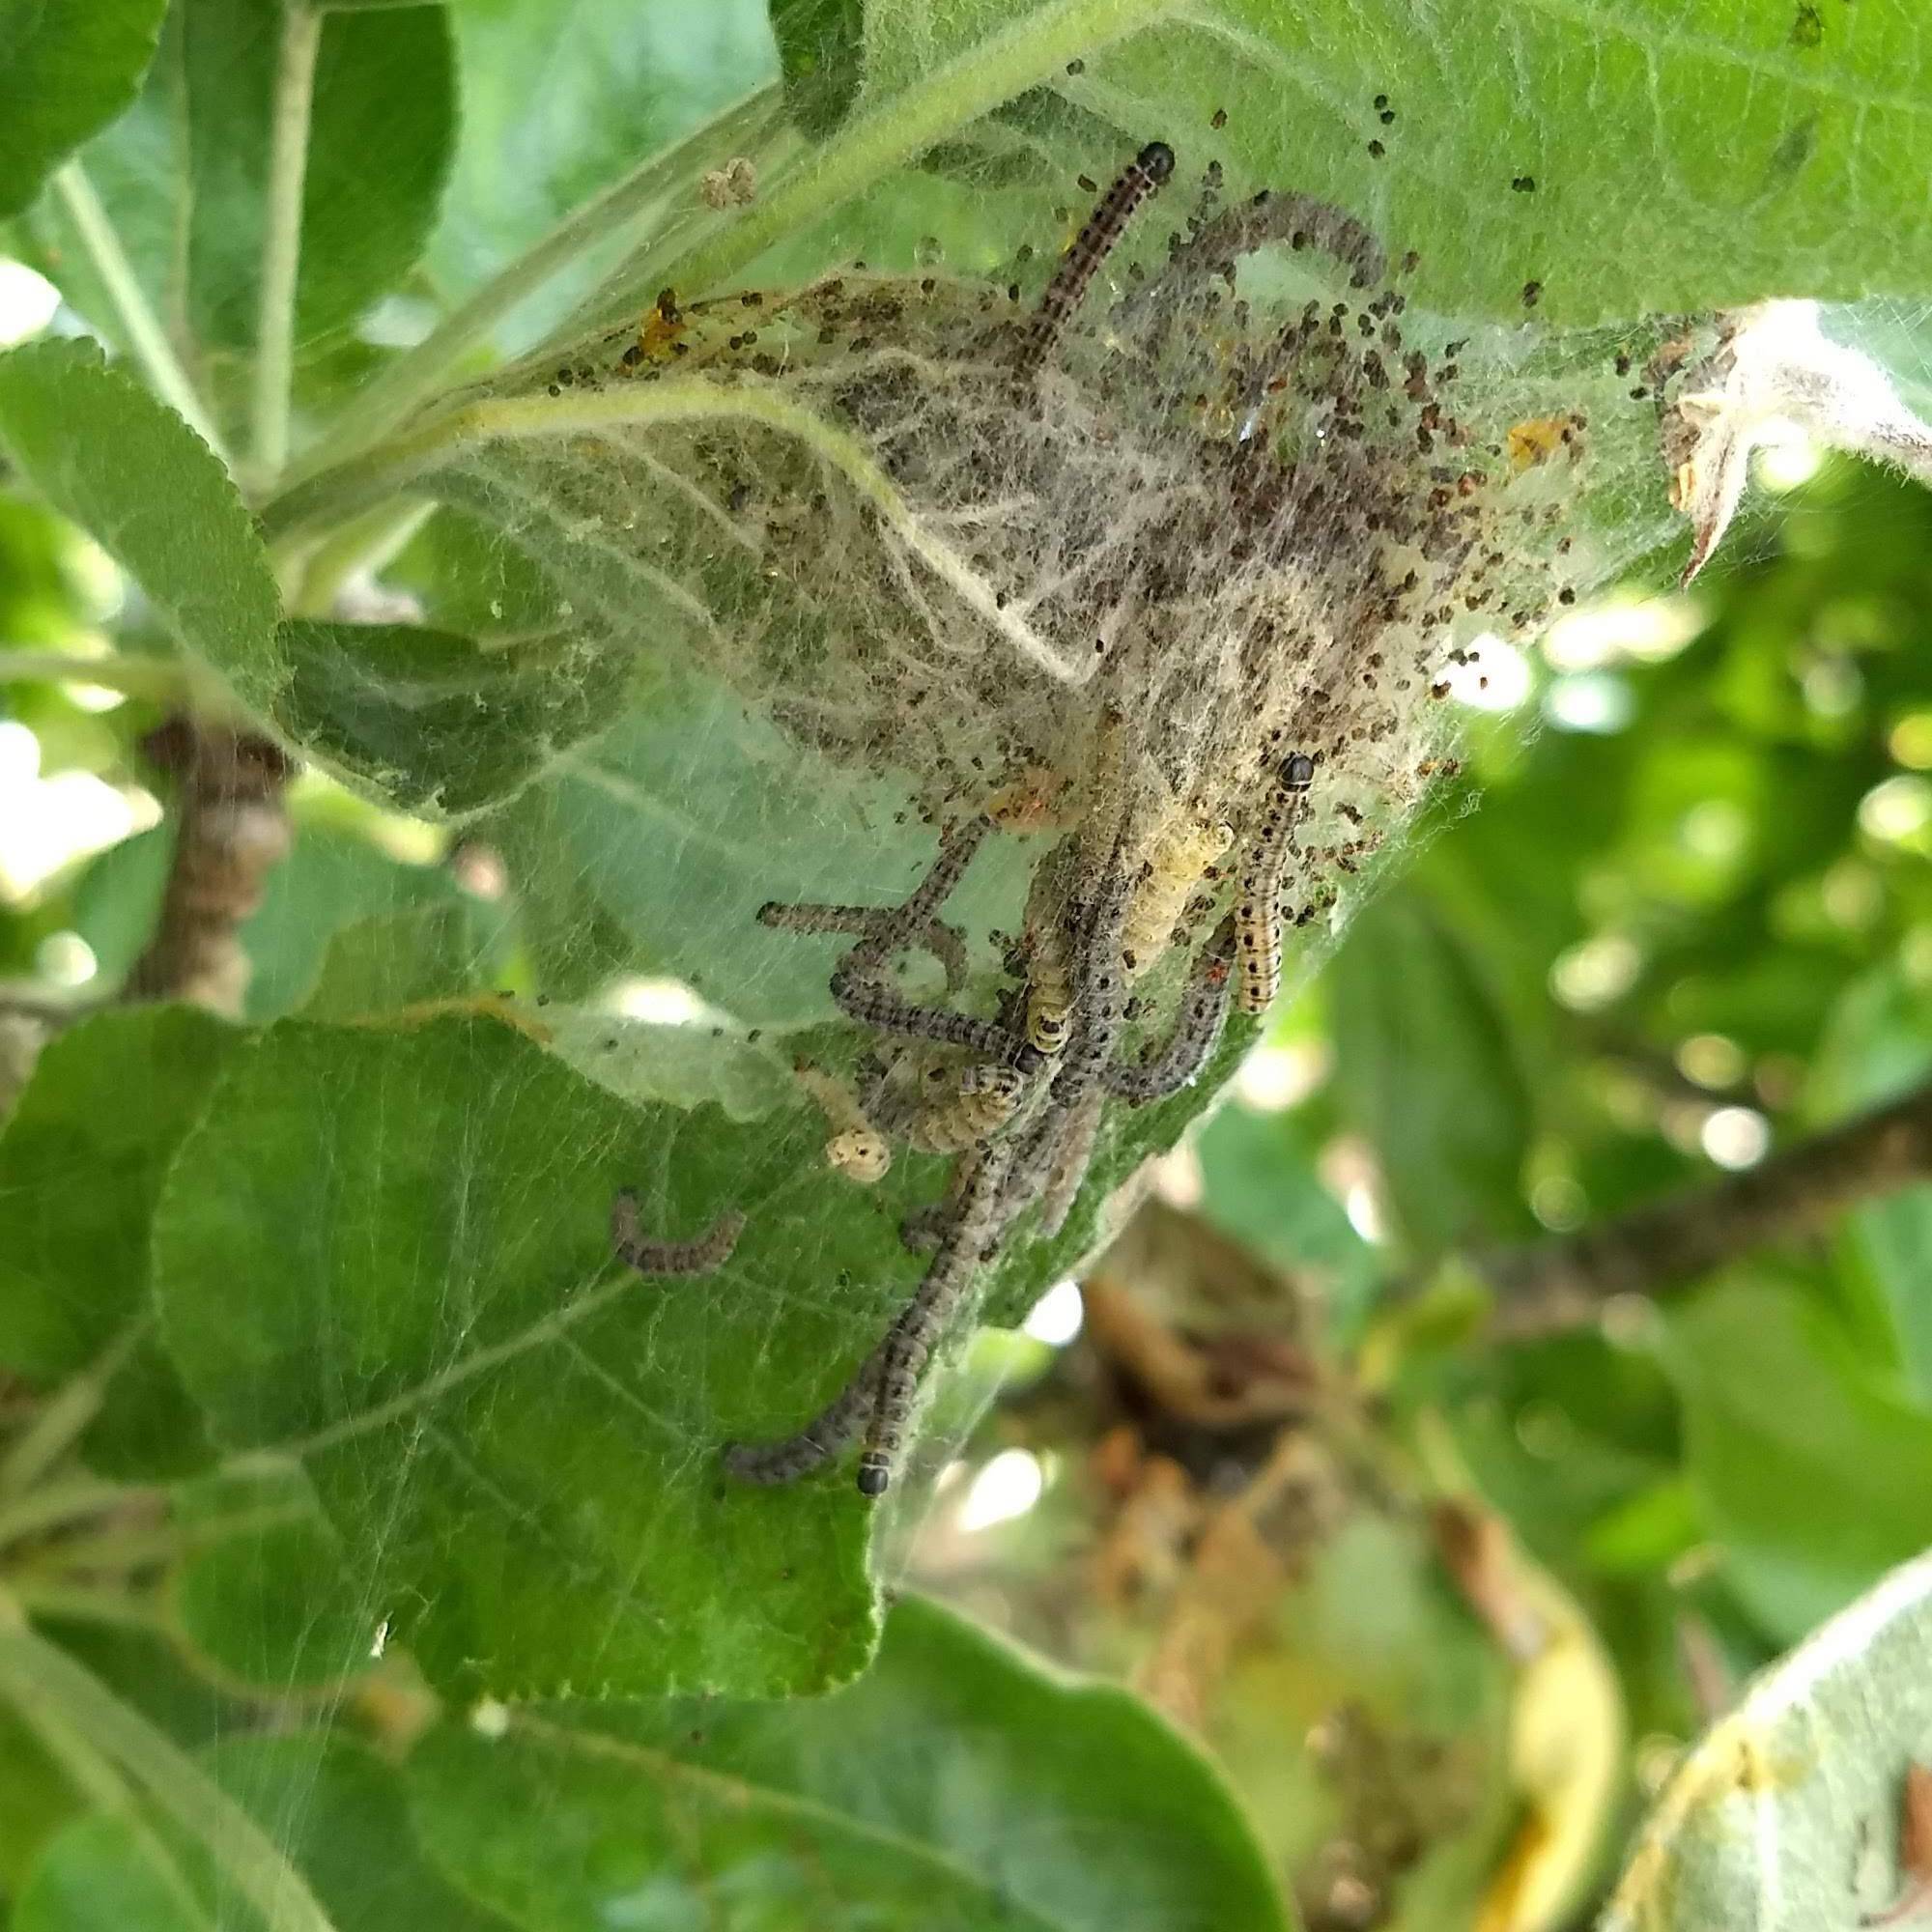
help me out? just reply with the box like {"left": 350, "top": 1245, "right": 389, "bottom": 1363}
{"left": 0, "top": 1606, "right": 341, "bottom": 1932}
{"left": 0, "top": 648, "right": 191, "bottom": 697}
{"left": 250, "top": 0, "right": 325, "bottom": 486}
{"left": 0, "top": 1327, "right": 146, "bottom": 1501}
{"left": 276, "top": 85, "right": 790, "bottom": 495}
{"left": 50, "top": 161, "right": 230, "bottom": 465}
{"left": 0, "top": 1474, "right": 146, "bottom": 1554}
{"left": 5, "top": 1578, "right": 167, "bottom": 1631}
{"left": 655, "top": 0, "right": 1185, "bottom": 301}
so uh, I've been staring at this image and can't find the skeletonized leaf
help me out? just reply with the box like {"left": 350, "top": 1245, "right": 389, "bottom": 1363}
{"left": 276, "top": 617, "right": 639, "bottom": 817}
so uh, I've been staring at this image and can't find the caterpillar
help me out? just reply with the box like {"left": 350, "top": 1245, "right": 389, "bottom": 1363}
{"left": 1235, "top": 751, "right": 1315, "bottom": 1016}
{"left": 1035, "top": 1088, "right": 1104, "bottom": 1239}
{"left": 1019, "top": 140, "right": 1177, "bottom": 372}
{"left": 1121, "top": 816, "right": 1234, "bottom": 977}
{"left": 906, "top": 1064, "right": 1029, "bottom": 1154}
{"left": 1106, "top": 922, "right": 1235, "bottom": 1103}
{"left": 795, "top": 1063, "right": 893, "bottom": 1184}
{"left": 858, "top": 1143, "right": 1016, "bottom": 1497}
{"left": 1023, "top": 923, "right": 1075, "bottom": 1055}
{"left": 610, "top": 1191, "right": 746, "bottom": 1276}
{"left": 830, "top": 969, "right": 1044, "bottom": 1074}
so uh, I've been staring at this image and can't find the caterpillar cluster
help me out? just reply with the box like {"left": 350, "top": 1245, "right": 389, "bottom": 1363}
{"left": 560, "top": 119, "right": 1607, "bottom": 1503}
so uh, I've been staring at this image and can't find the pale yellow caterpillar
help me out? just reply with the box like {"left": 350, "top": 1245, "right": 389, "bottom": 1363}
{"left": 1122, "top": 816, "right": 1234, "bottom": 979}
{"left": 795, "top": 1063, "right": 893, "bottom": 1185}
{"left": 1023, "top": 923, "right": 1075, "bottom": 1055}
{"left": 906, "top": 1064, "right": 1028, "bottom": 1154}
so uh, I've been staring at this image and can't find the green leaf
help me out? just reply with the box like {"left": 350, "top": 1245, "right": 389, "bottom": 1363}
{"left": 275, "top": 618, "right": 639, "bottom": 817}
{"left": 14, "top": 1814, "right": 206, "bottom": 1932}
{"left": 297, "top": 902, "right": 487, "bottom": 1020}
{"left": 1812, "top": 967, "right": 1932, "bottom": 1401}
{"left": 0, "top": 340, "right": 282, "bottom": 710}
{"left": 679, "top": 0, "right": 1932, "bottom": 326}
{"left": 0, "top": 0, "right": 167, "bottom": 220}
{"left": 150, "top": 1011, "right": 889, "bottom": 1698}
{"left": 429, "top": 0, "right": 778, "bottom": 307}
{"left": 16, "top": 1731, "right": 514, "bottom": 1932}
{"left": 182, "top": 0, "right": 456, "bottom": 348}
{"left": 167, "top": 1464, "right": 373, "bottom": 1693}
{"left": 409, "top": 1593, "right": 1290, "bottom": 1932}
{"left": 1605, "top": 1547, "right": 1932, "bottom": 1931}
{"left": 1328, "top": 891, "right": 1533, "bottom": 1255}
{"left": 237, "top": 819, "right": 472, "bottom": 1021}
{"left": 0, "top": 1005, "right": 235, "bottom": 1477}
{"left": 1195, "top": 1096, "right": 1379, "bottom": 1335}
{"left": 1663, "top": 1278, "right": 1932, "bottom": 1645}
{"left": 772, "top": 0, "right": 865, "bottom": 136}
{"left": 0, "top": 1708, "right": 80, "bottom": 1900}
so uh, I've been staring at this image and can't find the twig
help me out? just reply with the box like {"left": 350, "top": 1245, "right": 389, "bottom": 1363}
{"left": 49, "top": 162, "right": 229, "bottom": 464}
{"left": 250, "top": 0, "right": 324, "bottom": 484}
{"left": 1481, "top": 1077, "right": 1932, "bottom": 1335}
{"left": 277, "top": 86, "right": 791, "bottom": 495}
{"left": 123, "top": 717, "right": 295, "bottom": 1014}
{"left": 0, "top": 648, "right": 189, "bottom": 699}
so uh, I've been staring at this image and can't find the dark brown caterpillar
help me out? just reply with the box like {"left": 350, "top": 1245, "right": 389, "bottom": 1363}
{"left": 1019, "top": 140, "right": 1176, "bottom": 371}
{"left": 610, "top": 1192, "right": 746, "bottom": 1275}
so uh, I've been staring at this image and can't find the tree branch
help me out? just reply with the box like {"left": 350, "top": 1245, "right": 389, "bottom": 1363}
{"left": 1481, "top": 1078, "right": 1932, "bottom": 1335}
{"left": 123, "top": 717, "right": 294, "bottom": 1015}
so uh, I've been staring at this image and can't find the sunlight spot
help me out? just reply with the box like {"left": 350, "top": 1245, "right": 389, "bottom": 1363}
{"left": 611, "top": 977, "right": 710, "bottom": 1025}
{"left": 1701, "top": 1106, "right": 1771, "bottom": 1170}
{"left": 1752, "top": 430, "right": 1824, "bottom": 493}
{"left": 1889, "top": 712, "right": 1932, "bottom": 772}
{"left": 1150, "top": 1140, "right": 1203, "bottom": 1208}
{"left": 0, "top": 258, "right": 59, "bottom": 346}
{"left": 957, "top": 1448, "right": 1043, "bottom": 1533}
{"left": 1550, "top": 933, "right": 1641, "bottom": 1011}
{"left": 470, "top": 1699, "right": 511, "bottom": 1740}
{"left": 1859, "top": 774, "right": 1932, "bottom": 845}
{"left": 36, "top": 932, "right": 97, "bottom": 987}
{"left": 1530, "top": 1175, "right": 1586, "bottom": 1232}
{"left": 1023, "top": 1278, "right": 1084, "bottom": 1347}
{"left": 1676, "top": 1033, "right": 1747, "bottom": 1091}
{"left": 1544, "top": 592, "right": 1704, "bottom": 671}
{"left": 0, "top": 724, "right": 161, "bottom": 901}
{"left": 1342, "top": 1179, "right": 1384, "bottom": 1244}
{"left": 1821, "top": 858, "right": 1883, "bottom": 930}
{"left": 1234, "top": 1037, "right": 1328, "bottom": 1111}
{"left": 1680, "top": 800, "right": 1748, "bottom": 864}
{"left": 1802, "top": 656, "right": 1862, "bottom": 719}
{"left": 1544, "top": 672, "right": 1634, "bottom": 734}
{"left": 450, "top": 839, "right": 509, "bottom": 900}
{"left": 1441, "top": 632, "right": 1532, "bottom": 711}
